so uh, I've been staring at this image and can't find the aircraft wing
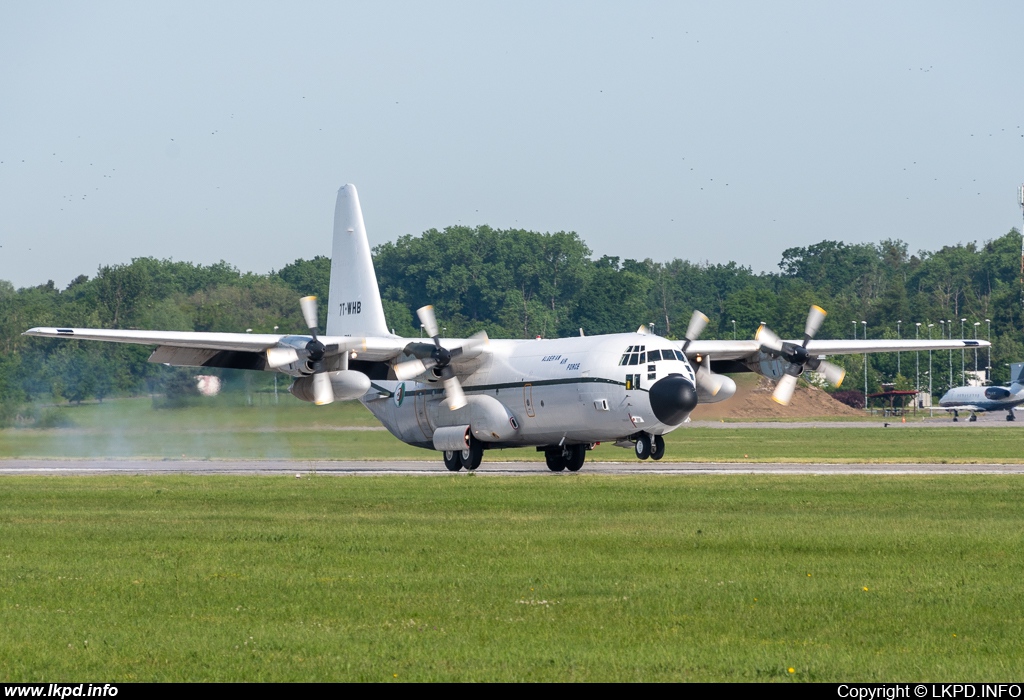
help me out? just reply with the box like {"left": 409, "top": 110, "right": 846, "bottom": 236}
{"left": 683, "top": 338, "right": 989, "bottom": 361}
{"left": 22, "top": 327, "right": 410, "bottom": 364}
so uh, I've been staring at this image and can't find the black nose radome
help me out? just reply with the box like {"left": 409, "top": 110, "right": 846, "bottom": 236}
{"left": 649, "top": 376, "right": 698, "bottom": 425}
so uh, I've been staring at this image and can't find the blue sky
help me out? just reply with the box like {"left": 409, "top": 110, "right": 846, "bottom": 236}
{"left": 2, "top": 1, "right": 1023, "bottom": 289}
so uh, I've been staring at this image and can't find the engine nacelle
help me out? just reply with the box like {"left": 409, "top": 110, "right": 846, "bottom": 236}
{"left": 693, "top": 354, "right": 737, "bottom": 404}
{"left": 289, "top": 370, "right": 370, "bottom": 403}
{"left": 696, "top": 371, "right": 737, "bottom": 404}
{"left": 433, "top": 394, "right": 518, "bottom": 442}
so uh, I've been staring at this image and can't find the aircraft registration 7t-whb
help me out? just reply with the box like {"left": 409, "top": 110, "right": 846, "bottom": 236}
{"left": 24, "top": 185, "right": 989, "bottom": 471}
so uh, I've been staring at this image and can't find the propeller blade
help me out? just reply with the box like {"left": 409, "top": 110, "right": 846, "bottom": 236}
{"left": 804, "top": 305, "right": 827, "bottom": 341}
{"left": 818, "top": 360, "right": 846, "bottom": 387}
{"left": 266, "top": 347, "right": 300, "bottom": 369}
{"left": 393, "top": 358, "right": 427, "bottom": 381}
{"left": 685, "top": 310, "right": 709, "bottom": 342}
{"left": 312, "top": 371, "right": 334, "bottom": 406}
{"left": 771, "top": 373, "right": 798, "bottom": 406}
{"left": 300, "top": 296, "right": 319, "bottom": 335}
{"left": 448, "top": 331, "right": 490, "bottom": 362}
{"left": 417, "top": 305, "right": 440, "bottom": 339}
{"left": 755, "top": 325, "right": 784, "bottom": 352}
{"left": 443, "top": 376, "right": 467, "bottom": 410}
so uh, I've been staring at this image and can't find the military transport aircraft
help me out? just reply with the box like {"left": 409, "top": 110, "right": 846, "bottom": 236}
{"left": 937, "top": 363, "right": 1024, "bottom": 422}
{"left": 23, "top": 185, "right": 989, "bottom": 471}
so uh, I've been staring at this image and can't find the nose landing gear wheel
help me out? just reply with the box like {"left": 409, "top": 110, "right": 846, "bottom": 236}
{"left": 650, "top": 434, "right": 666, "bottom": 461}
{"left": 969, "top": 414, "right": 977, "bottom": 422}
{"left": 635, "top": 433, "right": 652, "bottom": 460}
{"left": 1008, "top": 412, "right": 1016, "bottom": 422}
{"left": 443, "top": 450, "right": 463, "bottom": 472}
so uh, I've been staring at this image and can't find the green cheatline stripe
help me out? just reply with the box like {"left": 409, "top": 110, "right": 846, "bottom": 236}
{"left": 372, "top": 376, "right": 641, "bottom": 399}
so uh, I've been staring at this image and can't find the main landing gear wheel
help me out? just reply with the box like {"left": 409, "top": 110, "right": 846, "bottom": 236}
{"left": 545, "top": 445, "right": 586, "bottom": 472}
{"left": 650, "top": 434, "right": 666, "bottom": 461}
{"left": 969, "top": 414, "right": 978, "bottom": 422}
{"left": 461, "top": 437, "right": 484, "bottom": 471}
{"left": 635, "top": 433, "right": 652, "bottom": 460}
{"left": 443, "top": 450, "right": 463, "bottom": 472}
{"left": 564, "top": 444, "right": 586, "bottom": 472}
{"left": 545, "top": 448, "right": 566, "bottom": 472}
{"left": 1009, "top": 412, "right": 1016, "bottom": 422}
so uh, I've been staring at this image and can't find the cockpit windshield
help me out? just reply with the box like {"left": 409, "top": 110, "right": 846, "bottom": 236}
{"left": 619, "top": 346, "right": 685, "bottom": 365}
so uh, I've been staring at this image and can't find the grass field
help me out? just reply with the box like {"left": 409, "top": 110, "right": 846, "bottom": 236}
{"left": 2, "top": 475, "right": 1022, "bottom": 681}
{"left": 3, "top": 397, "right": 1024, "bottom": 463}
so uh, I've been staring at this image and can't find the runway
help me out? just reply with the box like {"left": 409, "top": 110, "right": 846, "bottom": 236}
{"left": 2, "top": 458, "right": 1023, "bottom": 476}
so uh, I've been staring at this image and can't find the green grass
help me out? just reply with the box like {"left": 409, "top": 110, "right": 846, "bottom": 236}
{"left": 3, "top": 397, "right": 1024, "bottom": 462}
{"left": 1, "top": 475, "right": 1022, "bottom": 681}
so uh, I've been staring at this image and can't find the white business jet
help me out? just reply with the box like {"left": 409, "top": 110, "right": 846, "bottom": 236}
{"left": 937, "top": 363, "right": 1024, "bottom": 422}
{"left": 23, "top": 185, "right": 989, "bottom": 471}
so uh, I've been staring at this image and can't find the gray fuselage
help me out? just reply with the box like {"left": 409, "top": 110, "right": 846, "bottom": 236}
{"left": 361, "top": 332, "right": 697, "bottom": 450}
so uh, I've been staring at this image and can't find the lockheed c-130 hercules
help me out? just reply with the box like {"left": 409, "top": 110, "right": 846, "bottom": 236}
{"left": 24, "top": 185, "right": 988, "bottom": 471}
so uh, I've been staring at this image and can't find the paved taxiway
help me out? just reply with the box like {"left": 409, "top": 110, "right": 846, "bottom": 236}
{"left": 2, "top": 459, "right": 1023, "bottom": 476}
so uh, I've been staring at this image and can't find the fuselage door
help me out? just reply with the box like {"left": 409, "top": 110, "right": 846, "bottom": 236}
{"left": 414, "top": 388, "right": 432, "bottom": 439}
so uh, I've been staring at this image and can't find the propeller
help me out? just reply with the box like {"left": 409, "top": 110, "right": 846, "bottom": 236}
{"left": 676, "top": 310, "right": 729, "bottom": 397}
{"left": 393, "top": 305, "right": 487, "bottom": 411}
{"left": 755, "top": 305, "right": 846, "bottom": 405}
{"left": 265, "top": 296, "right": 339, "bottom": 405}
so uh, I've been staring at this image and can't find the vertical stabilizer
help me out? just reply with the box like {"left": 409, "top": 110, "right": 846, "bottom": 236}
{"left": 1011, "top": 362, "right": 1024, "bottom": 387}
{"left": 325, "top": 185, "right": 391, "bottom": 338}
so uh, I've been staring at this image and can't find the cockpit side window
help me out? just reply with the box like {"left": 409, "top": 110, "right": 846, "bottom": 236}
{"left": 674, "top": 349, "right": 686, "bottom": 362}
{"left": 648, "top": 349, "right": 662, "bottom": 362}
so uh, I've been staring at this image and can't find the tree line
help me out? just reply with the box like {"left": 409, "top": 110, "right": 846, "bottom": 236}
{"left": 2, "top": 224, "right": 1022, "bottom": 424}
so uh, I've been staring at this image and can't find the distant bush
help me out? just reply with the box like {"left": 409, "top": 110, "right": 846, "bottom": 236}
{"left": 33, "top": 407, "right": 74, "bottom": 428}
{"left": 153, "top": 369, "right": 200, "bottom": 409}
{"left": 831, "top": 390, "right": 865, "bottom": 410}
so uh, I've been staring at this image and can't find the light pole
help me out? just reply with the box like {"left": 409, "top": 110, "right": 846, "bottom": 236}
{"left": 986, "top": 318, "right": 991, "bottom": 381}
{"left": 928, "top": 323, "right": 934, "bottom": 402}
{"left": 732, "top": 319, "right": 736, "bottom": 340}
{"left": 939, "top": 320, "right": 946, "bottom": 388}
{"left": 948, "top": 319, "right": 953, "bottom": 389}
{"left": 852, "top": 321, "right": 857, "bottom": 339}
{"left": 862, "top": 320, "right": 868, "bottom": 409}
{"left": 897, "top": 320, "right": 902, "bottom": 376}
{"left": 915, "top": 322, "right": 921, "bottom": 396}
{"left": 960, "top": 318, "right": 966, "bottom": 385}
{"left": 973, "top": 321, "right": 980, "bottom": 374}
